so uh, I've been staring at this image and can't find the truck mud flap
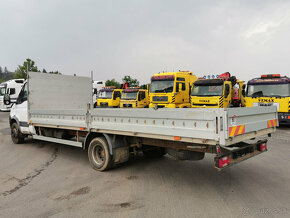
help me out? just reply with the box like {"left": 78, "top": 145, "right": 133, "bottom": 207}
{"left": 214, "top": 139, "right": 268, "bottom": 170}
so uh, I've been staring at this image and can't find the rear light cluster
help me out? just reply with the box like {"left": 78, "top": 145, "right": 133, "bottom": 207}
{"left": 261, "top": 74, "right": 281, "bottom": 78}
{"left": 258, "top": 143, "right": 267, "bottom": 152}
{"left": 218, "top": 156, "right": 229, "bottom": 168}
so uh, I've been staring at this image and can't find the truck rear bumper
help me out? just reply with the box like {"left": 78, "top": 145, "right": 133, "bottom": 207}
{"left": 278, "top": 112, "right": 290, "bottom": 125}
{"left": 214, "top": 140, "right": 267, "bottom": 170}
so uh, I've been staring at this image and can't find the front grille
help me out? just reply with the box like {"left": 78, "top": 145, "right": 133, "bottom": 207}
{"left": 152, "top": 96, "right": 168, "bottom": 102}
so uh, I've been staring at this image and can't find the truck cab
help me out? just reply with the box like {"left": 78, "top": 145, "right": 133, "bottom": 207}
{"left": 120, "top": 88, "right": 149, "bottom": 108}
{"left": 191, "top": 79, "right": 233, "bottom": 108}
{"left": 191, "top": 72, "right": 244, "bottom": 108}
{"left": 0, "top": 79, "right": 25, "bottom": 111}
{"left": 149, "top": 71, "right": 197, "bottom": 108}
{"left": 244, "top": 74, "right": 290, "bottom": 125}
{"left": 96, "top": 87, "right": 122, "bottom": 108}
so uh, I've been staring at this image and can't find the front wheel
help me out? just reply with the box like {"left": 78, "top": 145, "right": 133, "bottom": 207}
{"left": 11, "top": 122, "right": 24, "bottom": 144}
{"left": 88, "top": 137, "right": 113, "bottom": 171}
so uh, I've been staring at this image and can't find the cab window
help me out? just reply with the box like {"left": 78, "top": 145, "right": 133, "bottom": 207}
{"left": 17, "top": 83, "right": 27, "bottom": 104}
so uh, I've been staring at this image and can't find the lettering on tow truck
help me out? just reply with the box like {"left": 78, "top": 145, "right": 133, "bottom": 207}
{"left": 199, "top": 100, "right": 210, "bottom": 103}
{"left": 258, "top": 99, "right": 274, "bottom": 103}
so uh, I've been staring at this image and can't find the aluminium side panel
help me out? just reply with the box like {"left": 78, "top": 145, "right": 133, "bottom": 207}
{"left": 225, "top": 106, "right": 277, "bottom": 140}
{"left": 28, "top": 72, "right": 92, "bottom": 128}
{"left": 90, "top": 108, "right": 225, "bottom": 141}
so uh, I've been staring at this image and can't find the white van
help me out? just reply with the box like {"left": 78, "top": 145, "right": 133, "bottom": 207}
{"left": 0, "top": 79, "right": 25, "bottom": 111}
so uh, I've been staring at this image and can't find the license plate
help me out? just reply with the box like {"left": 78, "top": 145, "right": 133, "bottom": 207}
{"left": 253, "top": 102, "right": 280, "bottom": 110}
{"left": 258, "top": 103, "right": 272, "bottom": 107}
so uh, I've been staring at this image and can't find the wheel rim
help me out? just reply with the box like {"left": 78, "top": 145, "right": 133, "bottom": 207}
{"left": 92, "top": 144, "right": 105, "bottom": 165}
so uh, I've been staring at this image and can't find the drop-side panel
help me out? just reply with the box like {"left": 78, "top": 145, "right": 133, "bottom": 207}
{"left": 90, "top": 108, "right": 224, "bottom": 141}
{"left": 222, "top": 106, "right": 277, "bottom": 145}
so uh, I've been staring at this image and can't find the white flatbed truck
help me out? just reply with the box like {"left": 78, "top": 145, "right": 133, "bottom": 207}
{"left": 4, "top": 72, "right": 278, "bottom": 171}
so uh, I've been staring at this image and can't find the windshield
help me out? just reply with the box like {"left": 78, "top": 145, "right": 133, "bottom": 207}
{"left": 192, "top": 85, "right": 223, "bottom": 96}
{"left": 97, "top": 91, "right": 113, "bottom": 99}
{"left": 0, "top": 86, "right": 6, "bottom": 96}
{"left": 246, "top": 84, "right": 290, "bottom": 97}
{"left": 121, "top": 92, "right": 138, "bottom": 100}
{"left": 150, "top": 80, "right": 174, "bottom": 93}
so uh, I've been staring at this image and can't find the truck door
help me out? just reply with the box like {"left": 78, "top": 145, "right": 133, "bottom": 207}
{"left": 138, "top": 91, "right": 146, "bottom": 107}
{"left": 224, "top": 84, "right": 231, "bottom": 107}
{"left": 14, "top": 83, "right": 29, "bottom": 133}
{"left": 175, "top": 78, "right": 186, "bottom": 103}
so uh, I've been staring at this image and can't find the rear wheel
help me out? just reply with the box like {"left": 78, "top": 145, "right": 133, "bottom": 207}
{"left": 11, "top": 122, "right": 24, "bottom": 144}
{"left": 88, "top": 137, "right": 113, "bottom": 171}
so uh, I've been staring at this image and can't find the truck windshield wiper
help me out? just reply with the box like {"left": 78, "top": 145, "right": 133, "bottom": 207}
{"left": 154, "top": 86, "right": 173, "bottom": 93}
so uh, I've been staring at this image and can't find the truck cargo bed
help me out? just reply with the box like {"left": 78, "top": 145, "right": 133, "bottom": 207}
{"left": 28, "top": 72, "right": 277, "bottom": 146}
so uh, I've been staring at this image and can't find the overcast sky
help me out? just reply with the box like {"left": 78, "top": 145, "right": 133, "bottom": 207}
{"left": 0, "top": 0, "right": 290, "bottom": 83}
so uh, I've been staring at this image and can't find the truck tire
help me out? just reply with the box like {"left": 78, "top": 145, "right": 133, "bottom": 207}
{"left": 167, "top": 149, "right": 205, "bottom": 161}
{"left": 11, "top": 122, "right": 24, "bottom": 144}
{"left": 142, "top": 145, "right": 167, "bottom": 158}
{"left": 88, "top": 137, "right": 113, "bottom": 171}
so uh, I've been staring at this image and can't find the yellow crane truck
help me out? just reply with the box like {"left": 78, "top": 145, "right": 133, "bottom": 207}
{"left": 191, "top": 72, "right": 244, "bottom": 108}
{"left": 96, "top": 87, "right": 122, "bottom": 108}
{"left": 149, "top": 71, "right": 197, "bottom": 108}
{"left": 244, "top": 74, "right": 290, "bottom": 125}
{"left": 120, "top": 88, "right": 149, "bottom": 108}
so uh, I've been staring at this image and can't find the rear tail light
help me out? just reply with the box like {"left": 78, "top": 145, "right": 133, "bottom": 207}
{"left": 258, "top": 143, "right": 267, "bottom": 152}
{"left": 218, "top": 156, "right": 229, "bottom": 168}
{"left": 261, "top": 74, "right": 281, "bottom": 78}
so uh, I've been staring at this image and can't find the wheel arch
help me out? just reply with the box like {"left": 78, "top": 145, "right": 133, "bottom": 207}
{"left": 9, "top": 115, "right": 20, "bottom": 127}
{"left": 84, "top": 132, "right": 129, "bottom": 155}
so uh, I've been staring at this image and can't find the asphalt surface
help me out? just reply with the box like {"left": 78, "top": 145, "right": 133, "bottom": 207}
{"left": 0, "top": 111, "right": 289, "bottom": 218}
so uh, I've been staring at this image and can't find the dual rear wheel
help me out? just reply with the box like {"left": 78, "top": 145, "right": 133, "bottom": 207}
{"left": 88, "top": 137, "right": 113, "bottom": 171}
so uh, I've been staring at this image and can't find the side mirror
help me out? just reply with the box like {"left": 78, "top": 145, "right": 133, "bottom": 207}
{"left": 224, "top": 86, "right": 230, "bottom": 97}
{"left": 93, "top": 89, "right": 98, "bottom": 95}
{"left": 4, "top": 94, "right": 11, "bottom": 105}
{"left": 242, "top": 85, "right": 246, "bottom": 96}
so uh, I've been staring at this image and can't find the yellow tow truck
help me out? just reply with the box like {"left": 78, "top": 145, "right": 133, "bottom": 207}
{"left": 96, "top": 86, "right": 122, "bottom": 108}
{"left": 149, "top": 71, "right": 197, "bottom": 108}
{"left": 244, "top": 74, "right": 290, "bottom": 125}
{"left": 120, "top": 88, "right": 149, "bottom": 108}
{"left": 191, "top": 72, "right": 245, "bottom": 108}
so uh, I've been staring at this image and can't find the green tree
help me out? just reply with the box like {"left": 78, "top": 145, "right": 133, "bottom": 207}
{"left": 49, "top": 71, "right": 61, "bottom": 74}
{"left": 14, "top": 58, "right": 38, "bottom": 79}
{"left": 105, "top": 79, "right": 120, "bottom": 88}
{"left": 122, "top": 75, "right": 139, "bottom": 86}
